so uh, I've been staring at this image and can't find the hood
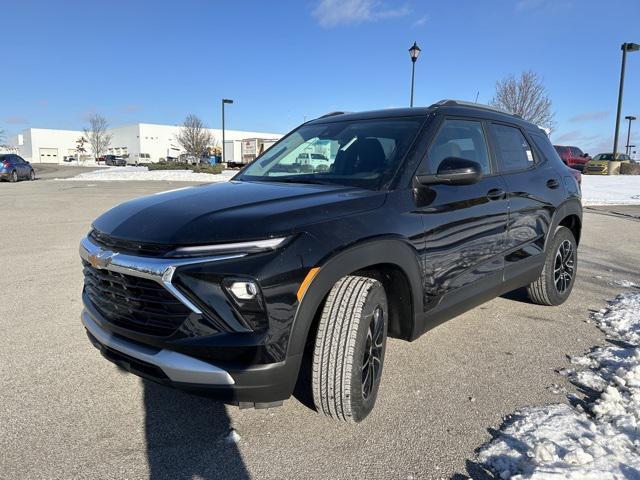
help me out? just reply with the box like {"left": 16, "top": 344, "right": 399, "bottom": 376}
{"left": 92, "top": 180, "right": 386, "bottom": 245}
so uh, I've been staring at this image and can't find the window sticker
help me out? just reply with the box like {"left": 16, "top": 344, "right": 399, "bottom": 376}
{"left": 526, "top": 149, "right": 534, "bottom": 162}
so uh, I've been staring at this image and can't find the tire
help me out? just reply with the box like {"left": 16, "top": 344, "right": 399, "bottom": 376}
{"left": 29, "top": 169, "right": 35, "bottom": 181}
{"left": 10, "top": 170, "right": 18, "bottom": 183}
{"left": 526, "top": 226, "right": 577, "bottom": 306}
{"left": 312, "top": 275, "right": 388, "bottom": 423}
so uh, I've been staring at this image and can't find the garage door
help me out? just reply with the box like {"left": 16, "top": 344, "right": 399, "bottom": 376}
{"left": 39, "top": 148, "right": 59, "bottom": 163}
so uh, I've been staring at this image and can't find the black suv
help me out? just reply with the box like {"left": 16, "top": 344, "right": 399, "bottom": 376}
{"left": 80, "top": 100, "right": 581, "bottom": 422}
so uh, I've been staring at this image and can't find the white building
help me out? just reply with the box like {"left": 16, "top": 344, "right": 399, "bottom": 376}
{"left": 10, "top": 123, "right": 282, "bottom": 164}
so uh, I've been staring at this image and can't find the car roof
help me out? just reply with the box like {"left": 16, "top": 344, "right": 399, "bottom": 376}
{"left": 307, "top": 99, "right": 545, "bottom": 133}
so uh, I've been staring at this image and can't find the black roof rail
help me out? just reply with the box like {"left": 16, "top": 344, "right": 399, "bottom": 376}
{"left": 428, "top": 99, "right": 522, "bottom": 118}
{"left": 318, "top": 111, "right": 349, "bottom": 119}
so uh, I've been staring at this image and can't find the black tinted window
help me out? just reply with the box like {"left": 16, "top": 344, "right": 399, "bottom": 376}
{"left": 491, "top": 124, "right": 534, "bottom": 172}
{"left": 571, "top": 147, "right": 583, "bottom": 157}
{"left": 428, "top": 119, "right": 490, "bottom": 174}
{"left": 531, "top": 133, "right": 561, "bottom": 164}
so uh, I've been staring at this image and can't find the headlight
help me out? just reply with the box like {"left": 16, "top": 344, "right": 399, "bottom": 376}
{"left": 168, "top": 237, "right": 288, "bottom": 258}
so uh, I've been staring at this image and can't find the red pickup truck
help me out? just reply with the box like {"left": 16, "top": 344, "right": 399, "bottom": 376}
{"left": 553, "top": 145, "right": 590, "bottom": 171}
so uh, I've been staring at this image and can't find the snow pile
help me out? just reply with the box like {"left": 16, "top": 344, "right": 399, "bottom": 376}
{"left": 59, "top": 166, "right": 236, "bottom": 182}
{"left": 582, "top": 175, "right": 640, "bottom": 206}
{"left": 478, "top": 291, "right": 640, "bottom": 479}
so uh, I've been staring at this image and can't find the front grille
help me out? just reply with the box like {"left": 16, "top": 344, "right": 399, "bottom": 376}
{"left": 83, "top": 261, "right": 192, "bottom": 336}
{"left": 89, "top": 229, "right": 174, "bottom": 257}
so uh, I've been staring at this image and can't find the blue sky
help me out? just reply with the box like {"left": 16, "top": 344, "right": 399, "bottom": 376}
{"left": 2, "top": 0, "right": 639, "bottom": 153}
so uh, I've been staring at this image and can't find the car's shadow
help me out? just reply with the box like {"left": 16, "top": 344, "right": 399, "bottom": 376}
{"left": 143, "top": 380, "right": 250, "bottom": 480}
{"left": 500, "top": 287, "right": 531, "bottom": 303}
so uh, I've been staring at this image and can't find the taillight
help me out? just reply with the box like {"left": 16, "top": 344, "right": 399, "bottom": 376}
{"left": 2, "top": 160, "right": 10, "bottom": 168}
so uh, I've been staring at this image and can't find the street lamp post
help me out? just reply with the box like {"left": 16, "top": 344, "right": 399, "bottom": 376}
{"left": 408, "top": 41, "right": 421, "bottom": 107}
{"left": 611, "top": 42, "right": 639, "bottom": 174}
{"left": 625, "top": 115, "right": 636, "bottom": 156}
{"left": 221, "top": 98, "right": 234, "bottom": 164}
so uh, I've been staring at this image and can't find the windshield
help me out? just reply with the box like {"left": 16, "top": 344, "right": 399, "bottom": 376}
{"left": 236, "top": 117, "right": 424, "bottom": 190}
{"left": 594, "top": 154, "right": 629, "bottom": 161}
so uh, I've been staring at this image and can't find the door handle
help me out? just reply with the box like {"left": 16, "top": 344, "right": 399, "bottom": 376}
{"left": 486, "top": 188, "right": 506, "bottom": 200}
{"left": 546, "top": 179, "right": 560, "bottom": 189}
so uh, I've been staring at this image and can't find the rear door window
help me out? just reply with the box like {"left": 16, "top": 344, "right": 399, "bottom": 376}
{"left": 490, "top": 124, "right": 535, "bottom": 172}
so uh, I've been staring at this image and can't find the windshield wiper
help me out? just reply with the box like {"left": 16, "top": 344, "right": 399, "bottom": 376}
{"left": 268, "top": 177, "right": 332, "bottom": 185}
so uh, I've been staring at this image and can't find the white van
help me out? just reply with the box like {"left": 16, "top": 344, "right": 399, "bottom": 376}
{"left": 127, "top": 153, "right": 151, "bottom": 165}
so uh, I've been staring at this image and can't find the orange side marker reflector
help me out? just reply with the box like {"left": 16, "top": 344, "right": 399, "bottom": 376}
{"left": 297, "top": 267, "right": 320, "bottom": 302}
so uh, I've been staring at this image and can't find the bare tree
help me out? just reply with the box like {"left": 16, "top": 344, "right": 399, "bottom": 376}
{"left": 490, "top": 71, "right": 555, "bottom": 131}
{"left": 75, "top": 136, "right": 87, "bottom": 164}
{"left": 176, "top": 114, "right": 213, "bottom": 159}
{"left": 83, "top": 114, "right": 112, "bottom": 159}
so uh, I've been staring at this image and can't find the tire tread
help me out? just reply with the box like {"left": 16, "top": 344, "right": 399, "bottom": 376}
{"left": 312, "top": 275, "right": 378, "bottom": 422}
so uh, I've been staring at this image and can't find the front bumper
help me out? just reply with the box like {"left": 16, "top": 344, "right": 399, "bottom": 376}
{"left": 82, "top": 309, "right": 234, "bottom": 385}
{"left": 83, "top": 306, "right": 302, "bottom": 406}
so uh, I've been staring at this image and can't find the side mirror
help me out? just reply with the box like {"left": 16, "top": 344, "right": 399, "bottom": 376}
{"left": 582, "top": 153, "right": 589, "bottom": 158}
{"left": 416, "top": 157, "right": 483, "bottom": 186}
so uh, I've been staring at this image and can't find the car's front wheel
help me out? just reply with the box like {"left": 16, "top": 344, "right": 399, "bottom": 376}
{"left": 29, "top": 169, "right": 35, "bottom": 181}
{"left": 526, "top": 226, "right": 577, "bottom": 306}
{"left": 312, "top": 275, "right": 388, "bottom": 423}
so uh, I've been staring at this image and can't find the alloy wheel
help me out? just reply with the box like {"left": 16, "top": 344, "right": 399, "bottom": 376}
{"left": 554, "top": 239, "right": 575, "bottom": 294}
{"left": 362, "top": 305, "right": 385, "bottom": 401}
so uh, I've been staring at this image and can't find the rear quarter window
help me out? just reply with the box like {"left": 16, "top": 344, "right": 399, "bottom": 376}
{"left": 531, "top": 133, "right": 563, "bottom": 164}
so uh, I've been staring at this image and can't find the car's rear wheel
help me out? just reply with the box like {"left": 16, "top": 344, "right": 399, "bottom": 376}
{"left": 312, "top": 275, "right": 388, "bottom": 423}
{"left": 10, "top": 170, "right": 18, "bottom": 183}
{"left": 526, "top": 226, "right": 577, "bottom": 306}
{"left": 29, "top": 169, "right": 35, "bottom": 181}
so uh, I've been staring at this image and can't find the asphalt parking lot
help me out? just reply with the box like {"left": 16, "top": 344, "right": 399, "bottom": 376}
{"left": 1, "top": 177, "right": 639, "bottom": 480}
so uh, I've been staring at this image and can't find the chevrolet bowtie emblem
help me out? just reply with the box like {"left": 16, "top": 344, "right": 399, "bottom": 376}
{"left": 87, "top": 250, "right": 115, "bottom": 269}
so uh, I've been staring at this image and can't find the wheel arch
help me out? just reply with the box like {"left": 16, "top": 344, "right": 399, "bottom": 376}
{"left": 546, "top": 199, "right": 582, "bottom": 251}
{"left": 287, "top": 238, "right": 424, "bottom": 358}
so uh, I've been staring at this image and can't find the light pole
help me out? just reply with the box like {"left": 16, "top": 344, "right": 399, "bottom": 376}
{"left": 611, "top": 42, "right": 639, "bottom": 173}
{"left": 625, "top": 115, "right": 636, "bottom": 156}
{"left": 408, "top": 41, "right": 421, "bottom": 107}
{"left": 221, "top": 98, "right": 234, "bottom": 164}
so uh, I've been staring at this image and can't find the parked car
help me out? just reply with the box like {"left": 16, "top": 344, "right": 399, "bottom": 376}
{"left": 79, "top": 100, "right": 582, "bottom": 422}
{"left": 0, "top": 154, "right": 36, "bottom": 182}
{"left": 178, "top": 153, "right": 198, "bottom": 165}
{"left": 127, "top": 153, "right": 151, "bottom": 165}
{"left": 104, "top": 155, "right": 127, "bottom": 166}
{"left": 583, "top": 153, "right": 632, "bottom": 175}
{"left": 553, "top": 145, "right": 590, "bottom": 171}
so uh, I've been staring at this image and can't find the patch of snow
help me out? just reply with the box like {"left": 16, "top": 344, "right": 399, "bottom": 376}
{"left": 614, "top": 279, "right": 638, "bottom": 288}
{"left": 223, "top": 428, "right": 241, "bottom": 444}
{"left": 57, "top": 166, "right": 236, "bottom": 183}
{"left": 478, "top": 292, "right": 640, "bottom": 479}
{"left": 581, "top": 175, "right": 640, "bottom": 206}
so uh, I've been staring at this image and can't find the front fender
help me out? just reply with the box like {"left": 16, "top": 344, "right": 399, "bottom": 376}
{"left": 286, "top": 237, "right": 424, "bottom": 357}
